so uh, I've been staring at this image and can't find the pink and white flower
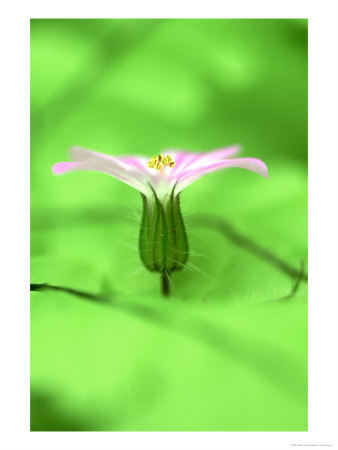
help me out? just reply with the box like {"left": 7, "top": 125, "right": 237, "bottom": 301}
{"left": 53, "top": 145, "right": 268, "bottom": 296}
{"left": 52, "top": 145, "right": 268, "bottom": 200}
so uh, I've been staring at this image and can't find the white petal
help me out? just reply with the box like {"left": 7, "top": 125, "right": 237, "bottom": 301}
{"left": 55, "top": 147, "right": 151, "bottom": 196}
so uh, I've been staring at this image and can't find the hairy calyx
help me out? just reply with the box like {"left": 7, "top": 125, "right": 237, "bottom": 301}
{"left": 139, "top": 190, "right": 189, "bottom": 283}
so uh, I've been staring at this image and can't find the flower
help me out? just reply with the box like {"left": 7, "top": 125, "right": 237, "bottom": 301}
{"left": 52, "top": 146, "right": 268, "bottom": 296}
{"left": 53, "top": 145, "right": 268, "bottom": 198}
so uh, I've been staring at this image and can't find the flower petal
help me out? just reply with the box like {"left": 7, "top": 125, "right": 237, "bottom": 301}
{"left": 168, "top": 145, "right": 240, "bottom": 178}
{"left": 188, "top": 145, "right": 241, "bottom": 165}
{"left": 175, "top": 157, "right": 268, "bottom": 193}
{"left": 52, "top": 147, "right": 150, "bottom": 196}
{"left": 166, "top": 151, "right": 200, "bottom": 177}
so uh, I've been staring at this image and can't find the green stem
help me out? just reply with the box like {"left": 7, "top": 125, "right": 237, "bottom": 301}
{"left": 161, "top": 272, "right": 170, "bottom": 297}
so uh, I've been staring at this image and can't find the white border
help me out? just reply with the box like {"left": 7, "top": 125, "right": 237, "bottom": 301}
{"left": 1, "top": 1, "right": 337, "bottom": 449}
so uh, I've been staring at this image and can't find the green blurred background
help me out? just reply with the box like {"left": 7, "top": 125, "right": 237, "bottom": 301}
{"left": 30, "top": 19, "right": 308, "bottom": 431}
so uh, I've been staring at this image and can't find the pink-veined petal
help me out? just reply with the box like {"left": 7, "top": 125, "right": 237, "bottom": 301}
{"left": 186, "top": 145, "right": 241, "bottom": 166}
{"left": 175, "top": 157, "right": 268, "bottom": 193}
{"left": 70, "top": 146, "right": 142, "bottom": 172}
{"left": 167, "top": 145, "right": 240, "bottom": 178}
{"left": 166, "top": 151, "right": 199, "bottom": 177}
{"left": 52, "top": 147, "right": 150, "bottom": 196}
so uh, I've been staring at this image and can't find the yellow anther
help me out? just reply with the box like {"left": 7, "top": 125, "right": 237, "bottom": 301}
{"left": 147, "top": 156, "right": 158, "bottom": 169}
{"left": 147, "top": 154, "right": 176, "bottom": 172}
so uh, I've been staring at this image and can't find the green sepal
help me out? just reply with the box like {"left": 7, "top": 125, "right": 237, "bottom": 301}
{"left": 139, "top": 189, "right": 189, "bottom": 274}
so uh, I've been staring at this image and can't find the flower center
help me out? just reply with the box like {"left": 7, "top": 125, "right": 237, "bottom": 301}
{"left": 147, "top": 154, "right": 175, "bottom": 174}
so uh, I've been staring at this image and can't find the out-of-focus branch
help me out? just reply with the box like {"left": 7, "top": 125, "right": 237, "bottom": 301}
{"left": 278, "top": 260, "right": 305, "bottom": 300}
{"left": 194, "top": 214, "right": 308, "bottom": 282}
{"left": 30, "top": 283, "right": 108, "bottom": 303}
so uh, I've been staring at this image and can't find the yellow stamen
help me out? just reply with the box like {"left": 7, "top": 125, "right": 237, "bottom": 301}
{"left": 147, "top": 154, "right": 176, "bottom": 172}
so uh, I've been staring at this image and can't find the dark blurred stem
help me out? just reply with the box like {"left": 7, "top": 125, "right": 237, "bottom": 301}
{"left": 195, "top": 215, "right": 308, "bottom": 282}
{"left": 30, "top": 283, "right": 107, "bottom": 303}
{"left": 161, "top": 272, "right": 170, "bottom": 297}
